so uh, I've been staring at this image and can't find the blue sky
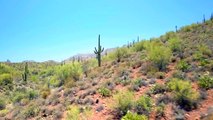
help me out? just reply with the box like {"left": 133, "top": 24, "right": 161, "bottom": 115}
{"left": 0, "top": 0, "right": 212, "bottom": 62}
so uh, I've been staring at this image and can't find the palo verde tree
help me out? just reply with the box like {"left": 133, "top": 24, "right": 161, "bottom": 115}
{"left": 94, "top": 34, "right": 104, "bottom": 67}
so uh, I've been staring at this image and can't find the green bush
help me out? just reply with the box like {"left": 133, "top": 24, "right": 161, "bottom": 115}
{"left": 135, "top": 95, "right": 152, "bottom": 114}
{"left": 57, "top": 62, "right": 82, "bottom": 86}
{"left": 133, "top": 41, "right": 145, "bottom": 52}
{"left": 106, "top": 47, "right": 130, "bottom": 62}
{"left": 27, "top": 90, "right": 38, "bottom": 100}
{"left": 163, "top": 31, "right": 177, "bottom": 41}
{"left": 112, "top": 90, "right": 134, "bottom": 116}
{"left": 23, "top": 104, "right": 40, "bottom": 118}
{"left": 0, "top": 73, "right": 12, "bottom": 86}
{"left": 177, "top": 60, "right": 190, "bottom": 72}
{"left": 66, "top": 105, "right": 92, "bottom": 120}
{"left": 155, "top": 103, "right": 165, "bottom": 118}
{"left": 98, "top": 87, "right": 111, "bottom": 97}
{"left": 49, "top": 76, "right": 60, "bottom": 87}
{"left": 167, "top": 79, "right": 199, "bottom": 111}
{"left": 147, "top": 44, "right": 172, "bottom": 71}
{"left": 0, "top": 64, "right": 13, "bottom": 74}
{"left": 121, "top": 111, "right": 148, "bottom": 120}
{"left": 0, "top": 109, "right": 9, "bottom": 117}
{"left": 151, "top": 84, "right": 167, "bottom": 94}
{"left": 66, "top": 105, "right": 80, "bottom": 120}
{"left": 198, "top": 44, "right": 212, "bottom": 56}
{"left": 198, "top": 74, "right": 213, "bottom": 89}
{"left": 155, "top": 72, "right": 165, "bottom": 79}
{"left": 12, "top": 92, "right": 26, "bottom": 103}
{"left": 168, "top": 37, "right": 182, "bottom": 53}
{"left": 40, "top": 87, "right": 51, "bottom": 99}
{"left": 0, "top": 99, "right": 6, "bottom": 110}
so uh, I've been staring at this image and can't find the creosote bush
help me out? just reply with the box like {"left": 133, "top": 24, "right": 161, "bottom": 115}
{"left": 177, "top": 60, "right": 190, "bottom": 72}
{"left": 198, "top": 74, "right": 213, "bottom": 89}
{"left": 168, "top": 37, "right": 182, "bottom": 53}
{"left": 135, "top": 95, "right": 153, "bottom": 115}
{"left": 121, "top": 111, "right": 148, "bottom": 120}
{"left": 66, "top": 105, "right": 80, "bottom": 120}
{"left": 0, "top": 73, "right": 13, "bottom": 90}
{"left": 146, "top": 42, "right": 172, "bottom": 71}
{"left": 98, "top": 87, "right": 111, "bottom": 97}
{"left": 57, "top": 62, "right": 83, "bottom": 87}
{"left": 167, "top": 78, "right": 199, "bottom": 111}
{"left": 66, "top": 105, "right": 92, "bottom": 120}
{"left": 0, "top": 99, "right": 6, "bottom": 110}
{"left": 112, "top": 90, "right": 134, "bottom": 116}
{"left": 106, "top": 47, "right": 130, "bottom": 62}
{"left": 23, "top": 103, "right": 40, "bottom": 118}
{"left": 133, "top": 41, "right": 145, "bottom": 52}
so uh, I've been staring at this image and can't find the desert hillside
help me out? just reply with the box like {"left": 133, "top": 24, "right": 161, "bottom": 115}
{"left": 0, "top": 18, "right": 213, "bottom": 120}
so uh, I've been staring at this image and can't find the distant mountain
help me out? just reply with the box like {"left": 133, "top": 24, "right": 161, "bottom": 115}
{"left": 64, "top": 48, "right": 116, "bottom": 63}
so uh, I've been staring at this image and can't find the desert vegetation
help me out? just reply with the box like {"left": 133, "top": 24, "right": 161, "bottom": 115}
{"left": 0, "top": 15, "right": 213, "bottom": 120}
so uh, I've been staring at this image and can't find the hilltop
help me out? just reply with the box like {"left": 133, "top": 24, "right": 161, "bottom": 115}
{"left": 0, "top": 18, "right": 213, "bottom": 120}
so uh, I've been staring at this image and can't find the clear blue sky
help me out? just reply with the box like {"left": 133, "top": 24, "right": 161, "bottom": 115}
{"left": 0, "top": 0, "right": 212, "bottom": 62}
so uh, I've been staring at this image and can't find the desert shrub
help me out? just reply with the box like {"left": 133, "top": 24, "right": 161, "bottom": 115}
{"left": 66, "top": 105, "right": 91, "bottom": 120}
{"left": 23, "top": 104, "right": 40, "bottom": 118}
{"left": 107, "top": 47, "right": 130, "bottom": 62}
{"left": 27, "top": 90, "right": 38, "bottom": 100}
{"left": 12, "top": 92, "right": 26, "bottom": 103}
{"left": 155, "top": 72, "right": 165, "bottom": 79}
{"left": 40, "top": 87, "right": 51, "bottom": 99}
{"left": 135, "top": 95, "right": 153, "bottom": 115}
{"left": 181, "top": 23, "right": 199, "bottom": 32}
{"left": 199, "top": 59, "right": 210, "bottom": 67}
{"left": 167, "top": 78, "right": 199, "bottom": 111}
{"left": 129, "top": 79, "right": 148, "bottom": 92}
{"left": 155, "top": 103, "right": 165, "bottom": 119}
{"left": 198, "top": 74, "right": 213, "bottom": 89}
{"left": 198, "top": 44, "right": 212, "bottom": 56}
{"left": 151, "top": 84, "right": 167, "bottom": 94}
{"left": 49, "top": 76, "right": 60, "bottom": 87}
{"left": 98, "top": 87, "right": 111, "bottom": 97}
{"left": 0, "top": 99, "right": 6, "bottom": 110}
{"left": 156, "top": 95, "right": 171, "bottom": 105}
{"left": 112, "top": 90, "right": 134, "bottom": 116}
{"left": 0, "top": 63, "right": 13, "bottom": 74}
{"left": 82, "top": 59, "right": 97, "bottom": 77}
{"left": 121, "top": 111, "right": 148, "bottom": 120}
{"left": 163, "top": 31, "right": 177, "bottom": 41}
{"left": 66, "top": 105, "right": 80, "bottom": 120}
{"left": 147, "top": 44, "right": 172, "bottom": 71}
{"left": 177, "top": 60, "right": 190, "bottom": 72}
{"left": 193, "top": 44, "right": 212, "bottom": 64}
{"left": 168, "top": 37, "right": 182, "bottom": 53}
{"left": 133, "top": 41, "right": 145, "bottom": 52}
{"left": 0, "top": 109, "right": 9, "bottom": 117}
{"left": 57, "top": 62, "right": 82, "bottom": 86}
{"left": 0, "top": 73, "right": 13, "bottom": 88}
{"left": 172, "top": 70, "right": 186, "bottom": 80}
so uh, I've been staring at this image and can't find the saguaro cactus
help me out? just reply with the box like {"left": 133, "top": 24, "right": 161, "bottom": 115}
{"left": 94, "top": 34, "right": 104, "bottom": 67}
{"left": 22, "top": 62, "right": 29, "bottom": 82}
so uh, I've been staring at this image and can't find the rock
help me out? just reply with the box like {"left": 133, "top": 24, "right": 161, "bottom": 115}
{"left": 96, "top": 105, "right": 104, "bottom": 112}
{"left": 96, "top": 99, "right": 99, "bottom": 104}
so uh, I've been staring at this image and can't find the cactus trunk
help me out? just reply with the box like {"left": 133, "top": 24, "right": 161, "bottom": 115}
{"left": 94, "top": 35, "right": 104, "bottom": 67}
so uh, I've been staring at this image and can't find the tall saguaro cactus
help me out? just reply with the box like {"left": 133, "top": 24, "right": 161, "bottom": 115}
{"left": 22, "top": 62, "right": 29, "bottom": 82}
{"left": 94, "top": 34, "right": 104, "bottom": 67}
